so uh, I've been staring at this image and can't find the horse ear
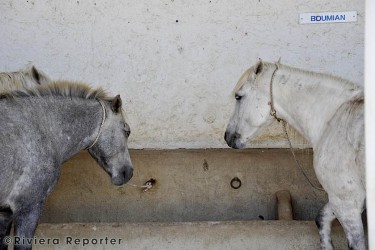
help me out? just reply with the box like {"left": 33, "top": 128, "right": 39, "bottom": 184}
{"left": 31, "top": 66, "right": 41, "bottom": 85}
{"left": 111, "top": 95, "right": 122, "bottom": 113}
{"left": 255, "top": 59, "right": 264, "bottom": 75}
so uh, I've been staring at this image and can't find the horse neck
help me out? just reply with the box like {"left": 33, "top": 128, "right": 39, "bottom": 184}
{"left": 32, "top": 98, "right": 103, "bottom": 161}
{"left": 271, "top": 65, "right": 362, "bottom": 147}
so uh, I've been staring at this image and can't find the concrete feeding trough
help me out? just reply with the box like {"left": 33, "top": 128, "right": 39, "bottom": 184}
{"left": 34, "top": 149, "right": 350, "bottom": 249}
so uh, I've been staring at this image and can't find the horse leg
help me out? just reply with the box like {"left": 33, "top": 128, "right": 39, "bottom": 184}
{"left": 315, "top": 203, "right": 336, "bottom": 250}
{"left": 335, "top": 210, "right": 365, "bottom": 250}
{"left": 0, "top": 206, "right": 13, "bottom": 250}
{"left": 13, "top": 203, "right": 43, "bottom": 250}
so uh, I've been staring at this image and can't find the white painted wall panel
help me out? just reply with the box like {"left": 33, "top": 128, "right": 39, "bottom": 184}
{"left": 0, "top": 0, "right": 364, "bottom": 149}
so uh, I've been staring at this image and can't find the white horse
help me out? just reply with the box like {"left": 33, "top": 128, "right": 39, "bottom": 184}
{"left": 0, "top": 65, "right": 51, "bottom": 91}
{"left": 224, "top": 60, "right": 365, "bottom": 250}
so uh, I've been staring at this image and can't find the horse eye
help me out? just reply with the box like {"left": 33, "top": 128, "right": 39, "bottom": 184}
{"left": 235, "top": 94, "right": 242, "bottom": 100}
{"left": 124, "top": 129, "right": 131, "bottom": 137}
{"left": 124, "top": 129, "right": 130, "bottom": 137}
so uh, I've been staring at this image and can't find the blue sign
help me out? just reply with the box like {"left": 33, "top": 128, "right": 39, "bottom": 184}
{"left": 300, "top": 11, "right": 357, "bottom": 24}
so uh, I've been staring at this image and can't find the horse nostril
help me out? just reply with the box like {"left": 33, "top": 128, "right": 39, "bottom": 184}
{"left": 233, "top": 132, "right": 240, "bottom": 140}
{"left": 225, "top": 131, "right": 238, "bottom": 141}
{"left": 224, "top": 131, "right": 244, "bottom": 148}
{"left": 124, "top": 167, "right": 133, "bottom": 180}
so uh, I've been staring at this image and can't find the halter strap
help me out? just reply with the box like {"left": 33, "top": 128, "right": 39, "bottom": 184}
{"left": 269, "top": 63, "right": 282, "bottom": 122}
{"left": 268, "top": 63, "right": 324, "bottom": 191}
{"left": 87, "top": 100, "right": 106, "bottom": 150}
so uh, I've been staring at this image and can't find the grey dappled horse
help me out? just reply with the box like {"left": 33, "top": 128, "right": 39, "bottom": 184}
{"left": 0, "top": 65, "right": 51, "bottom": 91}
{"left": 225, "top": 60, "right": 365, "bottom": 249}
{"left": 0, "top": 82, "right": 133, "bottom": 250}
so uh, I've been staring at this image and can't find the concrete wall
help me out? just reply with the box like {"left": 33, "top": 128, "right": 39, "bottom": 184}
{"left": 41, "top": 149, "right": 327, "bottom": 223}
{"left": 36, "top": 149, "right": 356, "bottom": 249}
{"left": 0, "top": 0, "right": 364, "bottom": 149}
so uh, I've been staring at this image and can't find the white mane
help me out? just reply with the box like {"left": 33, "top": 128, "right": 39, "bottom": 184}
{"left": 232, "top": 62, "right": 362, "bottom": 96}
{"left": 0, "top": 65, "right": 51, "bottom": 91}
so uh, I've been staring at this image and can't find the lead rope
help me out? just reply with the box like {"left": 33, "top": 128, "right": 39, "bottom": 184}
{"left": 126, "top": 179, "right": 156, "bottom": 192}
{"left": 126, "top": 182, "right": 153, "bottom": 192}
{"left": 87, "top": 100, "right": 106, "bottom": 150}
{"left": 269, "top": 63, "right": 324, "bottom": 192}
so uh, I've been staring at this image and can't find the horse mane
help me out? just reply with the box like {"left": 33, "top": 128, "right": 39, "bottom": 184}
{"left": 0, "top": 65, "right": 50, "bottom": 91}
{"left": 0, "top": 72, "right": 31, "bottom": 90}
{"left": 0, "top": 81, "right": 113, "bottom": 101}
{"left": 232, "top": 61, "right": 361, "bottom": 94}
{"left": 279, "top": 63, "right": 358, "bottom": 87}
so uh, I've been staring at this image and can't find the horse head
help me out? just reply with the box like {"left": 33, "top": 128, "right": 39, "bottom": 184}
{"left": 88, "top": 95, "right": 133, "bottom": 186}
{"left": 224, "top": 60, "right": 275, "bottom": 149}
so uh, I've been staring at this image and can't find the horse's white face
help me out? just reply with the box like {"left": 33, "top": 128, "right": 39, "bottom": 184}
{"left": 225, "top": 61, "right": 273, "bottom": 149}
{"left": 89, "top": 96, "right": 133, "bottom": 186}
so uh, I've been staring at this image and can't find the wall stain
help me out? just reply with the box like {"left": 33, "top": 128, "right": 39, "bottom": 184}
{"left": 203, "top": 160, "right": 209, "bottom": 171}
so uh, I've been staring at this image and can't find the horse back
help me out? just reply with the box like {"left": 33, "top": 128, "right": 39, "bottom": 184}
{"left": 0, "top": 101, "right": 59, "bottom": 203}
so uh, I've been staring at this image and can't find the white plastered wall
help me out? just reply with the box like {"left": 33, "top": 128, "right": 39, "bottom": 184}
{"left": 0, "top": 0, "right": 364, "bottom": 149}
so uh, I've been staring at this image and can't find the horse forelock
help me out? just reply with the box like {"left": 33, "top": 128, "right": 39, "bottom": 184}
{"left": 0, "top": 81, "right": 113, "bottom": 102}
{"left": 232, "top": 62, "right": 280, "bottom": 95}
{"left": 232, "top": 67, "right": 253, "bottom": 95}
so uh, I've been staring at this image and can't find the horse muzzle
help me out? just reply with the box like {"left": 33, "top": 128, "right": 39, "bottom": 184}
{"left": 111, "top": 167, "right": 133, "bottom": 186}
{"left": 224, "top": 130, "right": 246, "bottom": 149}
